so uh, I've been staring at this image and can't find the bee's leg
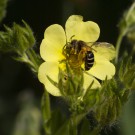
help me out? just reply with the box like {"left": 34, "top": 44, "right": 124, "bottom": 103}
{"left": 78, "top": 50, "right": 85, "bottom": 64}
{"left": 70, "top": 48, "right": 75, "bottom": 54}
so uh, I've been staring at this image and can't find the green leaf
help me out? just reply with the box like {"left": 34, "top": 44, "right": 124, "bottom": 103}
{"left": 49, "top": 109, "right": 67, "bottom": 135}
{"left": 41, "top": 91, "right": 51, "bottom": 135}
{"left": 119, "top": 2, "right": 135, "bottom": 34}
{"left": 54, "top": 120, "right": 70, "bottom": 135}
{"left": 123, "top": 66, "right": 135, "bottom": 89}
{"left": 0, "top": 21, "right": 35, "bottom": 54}
{"left": 83, "top": 88, "right": 99, "bottom": 110}
{"left": 116, "top": 2, "right": 135, "bottom": 62}
{"left": 118, "top": 57, "right": 129, "bottom": 81}
{"left": 127, "top": 26, "right": 135, "bottom": 43}
{"left": 118, "top": 56, "right": 135, "bottom": 90}
{"left": 0, "top": 21, "right": 42, "bottom": 74}
{"left": 80, "top": 117, "right": 101, "bottom": 135}
{"left": 93, "top": 79, "right": 123, "bottom": 126}
{"left": 79, "top": 118, "right": 90, "bottom": 135}
{"left": 122, "top": 91, "right": 135, "bottom": 135}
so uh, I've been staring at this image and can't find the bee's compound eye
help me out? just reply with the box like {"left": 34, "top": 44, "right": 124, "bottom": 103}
{"left": 71, "top": 40, "right": 77, "bottom": 45}
{"left": 78, "top": 41, "right": 83, "bottom": 45}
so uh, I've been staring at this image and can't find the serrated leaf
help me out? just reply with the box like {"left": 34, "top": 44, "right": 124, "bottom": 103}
{"left": 0, "top": 21, "right": 35, "bottom": 54}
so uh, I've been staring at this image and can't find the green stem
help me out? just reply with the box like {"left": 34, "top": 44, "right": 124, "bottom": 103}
{"left": 70, "top": 116, "right": 77, "bottom": 135}
{"left": 42, "top": 89, "right": 51, "bottom": 135}
{"left": 26, "top": 49, "right": 40, "bottom": 72}
{"left": 115, "top": 2, "right": 135, "bottom": 63}
{"left": 115, "top": 30, "right": 126, "bottom": 63}
{"left": 25, "top": 49, "right": 51, "bottom": 134}
{"left": 70, "top": 113, "right": 86, "bottom": 135}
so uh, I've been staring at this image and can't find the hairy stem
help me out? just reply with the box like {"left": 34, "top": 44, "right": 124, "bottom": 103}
{"left": 115, "top": 30, "right": 126, "bottom": 63}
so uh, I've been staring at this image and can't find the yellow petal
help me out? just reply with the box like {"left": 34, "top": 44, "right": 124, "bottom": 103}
{"left": 38, "top": 62, "right": 61, "bottom": 96}
{"left": 40, "top": 24, "right": 66, "bottom": 62}
{"left": 83, "top": 73, "right": 101, "bottom": 94}
{"left": 92, "top": 42, "right": 116, "bottom": 60}
{"left": 65, "top": 15, "right": 100, "bottom": 42}
{"left": 88, "top": 60, "right": 115, "bottom": 80}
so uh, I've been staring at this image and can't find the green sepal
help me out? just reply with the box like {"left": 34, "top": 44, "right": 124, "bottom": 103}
{"left": 118, "top": 56, "right": 129, "bottom": 80}
{"left": 93, "top": 78, "right": 122, "bottom": 126}
{"left": 47, "top": 75, "right": 58, "bottom": 88}
{"left": 58, "top": 63, "right": 84, "bottom": 97}
{"left": 123, "top": 65, "right": 135, "bottom": 90}
{"left": 118, "top": 56, "right": 135, "bottom": 90}
{"left": 83, "top": 88, "right": 99, "bottom": 111}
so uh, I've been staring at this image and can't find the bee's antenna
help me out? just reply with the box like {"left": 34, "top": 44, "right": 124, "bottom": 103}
{"left": 88, "top": 42, "right": 97, "bottom": 52}
{"left": 63, "top": 43, "right": 67, "bottom": 51}
{"left": 91, "top": 48, "right": 97, "bottom": 52}
{"left": 65, "top": 35, "right": 76, "bottom": 44}
{"left": 69, "top": 35, "right": 75, "bottom": 42}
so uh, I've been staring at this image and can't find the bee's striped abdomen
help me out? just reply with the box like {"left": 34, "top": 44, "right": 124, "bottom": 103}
{"left": 85, "top": 51, "right": 94, "bottom": 71}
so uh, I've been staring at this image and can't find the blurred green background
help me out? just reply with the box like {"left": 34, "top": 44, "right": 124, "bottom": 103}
{"left": 0, "top": 0, "right": 132, "bottom": 135}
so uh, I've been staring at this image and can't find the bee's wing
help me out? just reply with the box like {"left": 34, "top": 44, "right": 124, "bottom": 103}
{"left": 88, "top": 42, "right": 116, "bottom": 60}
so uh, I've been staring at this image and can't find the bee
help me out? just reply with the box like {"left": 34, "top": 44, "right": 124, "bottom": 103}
{"left": 63, "top": 38, "right": 114, "bottom": 71}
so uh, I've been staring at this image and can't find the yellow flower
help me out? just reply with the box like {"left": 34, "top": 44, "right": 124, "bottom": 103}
{"left": 38, "top": 15, "right": 115, "bottom": 96}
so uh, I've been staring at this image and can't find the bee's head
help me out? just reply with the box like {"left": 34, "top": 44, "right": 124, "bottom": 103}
{"left": 70, "top": 39, "right": 78, "bottom": 49}
{"left": 62, "top": 42, "right": 72, "bottom": 57}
